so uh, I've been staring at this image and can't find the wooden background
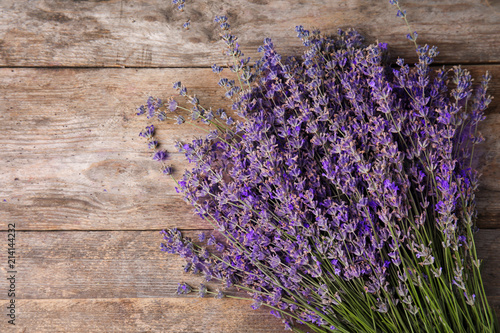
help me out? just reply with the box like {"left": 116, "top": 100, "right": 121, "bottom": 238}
{"left": 0, "top": 0, "right": 499, "bottom": 332}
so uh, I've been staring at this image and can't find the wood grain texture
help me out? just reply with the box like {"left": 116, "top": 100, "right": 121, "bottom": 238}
{"left": 0, "top": 229, "right": 497, "bottom": 298}
{"left": 0, "top": 0, "right": 499, "bottom": 67}
{"left": 0, "top": 230, "right": 215, "bottom": 300}
{"left": 0, "top": 66, "right": 499, "bottom": 231}
{"left": 0, "top": 298, "right": 288, "bottom": 332}
{"left": 0, "top": 229, "right": 498, "bottom": 332}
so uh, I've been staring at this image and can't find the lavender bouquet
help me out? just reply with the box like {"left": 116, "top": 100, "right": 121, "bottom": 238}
{"left": 137, "top": 1, "right": 498, "bottom": 332}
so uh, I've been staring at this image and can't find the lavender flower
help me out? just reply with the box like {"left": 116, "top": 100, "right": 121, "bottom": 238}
{"left": 153, "top": 150, "right": 167, "bottom": 161}
{"left": 176, "top": 283, "right": 192, "bottom": 295}
{"left": 148, "top": 140, "right": 158, "bottom": 150}
{"left": 136, "top": 105, "right": 146, "bottom": 116}
{"left": 198, "top": 283, "right": 207, "bottom": 298}
{"left": 215, "top": 288, "right": 225, "bottom": 299}
{"left": 162, "top": 165, "right": 173, "bottom": 175}
{"left": 141, "top": 4, "right": 497, "bottom": 332}
{"left": 175, "top": 115, "right": 185, "bottom": 125}
{"left": 168, "top": 99, "right": 178, "bottom": 112}
{"left": 139, "top": 125, "right": 154, "bottom": 138}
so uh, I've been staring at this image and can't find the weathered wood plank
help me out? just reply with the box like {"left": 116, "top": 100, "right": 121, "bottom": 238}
{"left": 0, "top": 0, "right": 499, "bottom": 67}
{"left": 1, "top": 150, "right": 499, "bottom": 230}
{"left": 0, "top": 229, "right": 498, "bottom": 331}
{"left": 0, "top": 230, "right": 212, "bottom": 300}
{"left": 0, "top": 298, "right": 288, "bottom": 332}
{"left": 474, "top": 229, "right": 500, "bottom": 300}
{"left": 0, "top": 66, "right": 499, "bottom": 230}
{"left": 0, "top": 230, "right": 497, "bottom": 298}
{"left": 0, "top": 297, "right": 496, "bottom": 332}
{"left": 0, "top": 67, "right": 223, "bottom": 230}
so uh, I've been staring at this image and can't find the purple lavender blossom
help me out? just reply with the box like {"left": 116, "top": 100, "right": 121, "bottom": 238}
{"left": 153, "top": 150, "right": 167, "bottom": 161}
{"left": 168, "top": 99, "right": 178, "bottom": 112}
{"left": 139, "top": 125, "right": 154, "bottom": 138}
{"left": 136, "top": 105, "right": 146, "bottom": 116}
{"left": 148, "top": 140, "right": 158, "bottom": 149}
{"left": 148, "top": 14, "right": 495, "bottom": 332}
{"left": 176, "top": 282, "right": 192, "bottom": 295}
{"left": 198, "top": 283, "right": 207, "bottom": 298}
{"left": 162, "top": 165, "right": 173, "bottom": 175}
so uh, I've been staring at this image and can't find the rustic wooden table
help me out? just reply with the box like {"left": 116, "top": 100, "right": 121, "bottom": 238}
{"left": 0, "top": 1, "right": 499, "bottom": 332}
